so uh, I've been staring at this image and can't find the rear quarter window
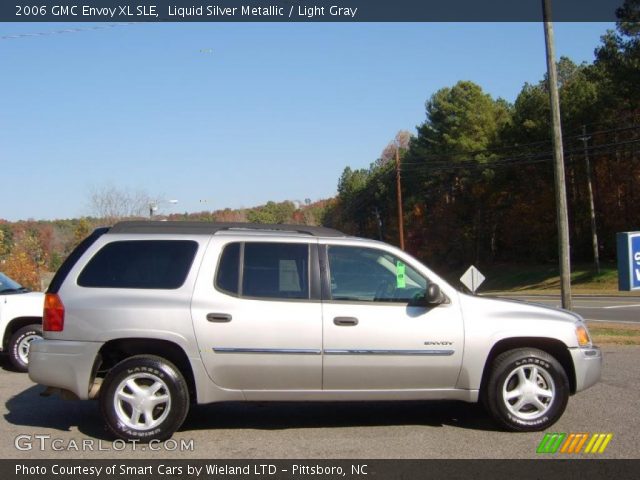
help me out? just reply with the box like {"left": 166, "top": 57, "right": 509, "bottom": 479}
{"left": 77, "top": 240, "right": 198, "bottom": 289}
{"left": 215, "top": 242, "right": 240, "bottom": 295}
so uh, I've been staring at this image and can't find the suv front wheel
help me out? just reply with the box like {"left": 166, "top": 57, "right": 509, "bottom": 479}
{"left": 100, "top": 355, "right": 190, "bottom": 441}
{"left": 483, "top": 348, "right": 569, "bottom": 432}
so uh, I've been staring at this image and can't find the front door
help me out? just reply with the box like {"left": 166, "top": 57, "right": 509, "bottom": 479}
{"left": 321, "top": 244, "right": 464, "bottom": 390}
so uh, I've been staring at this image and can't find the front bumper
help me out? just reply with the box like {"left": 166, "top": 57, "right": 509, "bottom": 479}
{"left": 570, "top": 346, "right": 602, "bottom": 393}
{"left": 28, "top": 339, "right": 103, "bottom": 400}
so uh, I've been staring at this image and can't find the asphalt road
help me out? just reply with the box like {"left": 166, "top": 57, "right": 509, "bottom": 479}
{"left": 491, "top": 294, "right": 640, "bottom": 324}
{"left": 1, "top": 345, "right": 638, "bottom": 460}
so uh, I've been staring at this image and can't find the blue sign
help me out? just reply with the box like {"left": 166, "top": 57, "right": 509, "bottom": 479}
{"left": 633, "top": 236, "right": 640, "bottom": 290}
{"left": 617, "top": 232, "right": 640, "bottom": 291}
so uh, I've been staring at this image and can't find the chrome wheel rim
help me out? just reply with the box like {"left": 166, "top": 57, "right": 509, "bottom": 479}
{"left": 113, "top": 373, "right": 171, "bottom": 430}
{"left": 502, "top": 364, "right": 555, "bottom": 420}
{"left": 17, "top": 334, "right": 39, "bottom": 365}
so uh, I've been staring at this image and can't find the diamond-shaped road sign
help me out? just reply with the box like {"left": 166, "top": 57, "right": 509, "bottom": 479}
{"left": 460, "top": 265, "right": 485, "bottom": 294}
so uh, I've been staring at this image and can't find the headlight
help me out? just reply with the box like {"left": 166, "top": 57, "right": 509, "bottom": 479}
{"left": 576, "top": 324, "right": 592, "bottom": 347}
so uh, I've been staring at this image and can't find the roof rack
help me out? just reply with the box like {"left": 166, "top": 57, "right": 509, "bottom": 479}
{"left": 108, "top": 221, "right": 347, "bottom": 237}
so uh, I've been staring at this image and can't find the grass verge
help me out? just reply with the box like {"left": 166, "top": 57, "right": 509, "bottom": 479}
{"left": 469, "top": 263, "right": 638, "bottom": 296}
{"left": 588, "top": 321, "right": 640, "bottom": 345}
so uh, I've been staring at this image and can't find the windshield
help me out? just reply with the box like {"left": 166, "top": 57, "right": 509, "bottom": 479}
{"left": 0, "top": 273, "right": 24, "bottom": 293}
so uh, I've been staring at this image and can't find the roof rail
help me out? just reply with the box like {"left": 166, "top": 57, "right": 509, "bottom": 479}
{"left": 108, "top": 221, "right": 347, "bottom": 237}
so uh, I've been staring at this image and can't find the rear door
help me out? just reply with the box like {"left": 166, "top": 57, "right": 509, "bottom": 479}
{"left": 191, "top": 238, "right": 323, "bottom": 391}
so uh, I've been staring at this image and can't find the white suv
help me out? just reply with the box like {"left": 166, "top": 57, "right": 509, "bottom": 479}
{"left": 29, "top": 222, "right": 601, "bottom": 440}
{"left": 0, "top": 272, "right": 44, "bottom": 372}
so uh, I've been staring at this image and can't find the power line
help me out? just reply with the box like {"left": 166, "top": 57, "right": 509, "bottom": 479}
{"left": 404, "top": 124, "right": 640, "bottom": 162}
{"left": 335, "top": 127, "right": 640, "bottom": 225}
{"left": 564, "top": 114, "right": 640, "bottom": 134}
{"left": 338, "top": 135, "right": 640, "bottom": 215}
{"left": 0, "top": 23, "right": 136, "bottom": 41}
{"left": 568, "top": 124, "right": 640, "bottom": 139}
{"left": 400, "top": 136, "right": 640, "bottom": 170}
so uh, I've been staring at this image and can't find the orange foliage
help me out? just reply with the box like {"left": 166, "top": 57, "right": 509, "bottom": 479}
{"left": 3, "top": 248, "right": 41, "bottom": 291}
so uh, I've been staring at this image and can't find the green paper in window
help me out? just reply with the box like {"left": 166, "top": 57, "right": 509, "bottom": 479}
{"left": 396, "top": 261, "right": 406, "bottom": 288}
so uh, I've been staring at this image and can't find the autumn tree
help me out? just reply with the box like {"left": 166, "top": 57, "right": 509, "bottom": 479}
{"left": 246, "top": 201, "right": 296, "bottom": 224}
{"left": 3, "top": 248, "right": 40, "bottom": 290}
{"left": 1, "top": 226, "right": 47, "bottom": 290}
{"left": 0, "top": 228, "right": 7, "bottom": 258}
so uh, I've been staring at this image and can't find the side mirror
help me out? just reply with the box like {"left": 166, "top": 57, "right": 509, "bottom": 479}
{"left": 425, "top": 284, "right": 444, "bottom": 305}
{"left": 412, "top": 283, "right": 444, "bottom": 306}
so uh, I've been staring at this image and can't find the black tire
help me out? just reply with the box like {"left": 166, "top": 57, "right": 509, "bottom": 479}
{"left": 8, "top": 324, "right": 42, "bottom": 372}
{"left": 100, "top": 355, "right": 190, "bottom": 442}
{"left": 483, "top": 348, "right": 569, "bottom": 432}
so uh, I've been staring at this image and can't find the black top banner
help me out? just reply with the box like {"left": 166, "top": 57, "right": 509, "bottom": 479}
{"left": 1, "top": 0, "right": 627, "bottom": 22}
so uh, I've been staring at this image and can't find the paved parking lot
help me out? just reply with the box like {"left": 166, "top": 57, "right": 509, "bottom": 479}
{"left": 1, "top": 345, "right": 638, "bottom": 460}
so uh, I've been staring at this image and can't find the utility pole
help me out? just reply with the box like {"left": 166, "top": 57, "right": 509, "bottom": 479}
{"left": 579, "top": 125, "right": 600, "bottom": 274}
{"left": 395, "top": 146, "right": 405, "bottom": 250}
{"left": 543, "top": 0, "right": 572, "bottom": 310}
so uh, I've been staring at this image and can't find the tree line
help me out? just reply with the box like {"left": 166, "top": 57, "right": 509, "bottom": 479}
{"left": 324, "top": 7, "right": 640, "bottom": 273}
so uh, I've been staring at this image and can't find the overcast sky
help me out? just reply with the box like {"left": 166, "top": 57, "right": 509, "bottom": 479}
{"left": 0, "top": 22, "right": 613, "bottom": 221}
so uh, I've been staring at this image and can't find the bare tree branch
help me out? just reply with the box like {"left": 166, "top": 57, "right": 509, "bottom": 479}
{"left": 88, "top": 185, "right": 154, "bottom": 222}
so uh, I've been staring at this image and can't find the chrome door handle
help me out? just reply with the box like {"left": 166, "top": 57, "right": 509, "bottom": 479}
{"left": 333, "top": 317, "right": 358, "bottom": 326}
{"left": 207, "top": 313, "right": 232, "bottom": 323}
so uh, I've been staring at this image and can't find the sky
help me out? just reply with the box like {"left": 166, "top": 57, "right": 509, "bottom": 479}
{"left": 0, "top": 21, "right": 614, "bottom": 221}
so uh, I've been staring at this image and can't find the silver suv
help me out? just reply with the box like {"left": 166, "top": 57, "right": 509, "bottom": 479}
{"left": 29, "top": 222, "right": 601, "bottom": 441}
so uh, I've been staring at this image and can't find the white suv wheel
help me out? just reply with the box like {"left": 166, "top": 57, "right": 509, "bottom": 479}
{"left": 17, "top": 333, "right": 38, "bottom": 364}
{"left": 9, "top": 324, "right": 42, "bottom": 372}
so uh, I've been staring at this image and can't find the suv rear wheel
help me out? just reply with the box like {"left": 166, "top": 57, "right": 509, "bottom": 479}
{"left": 483, "top": 348, "right": 569, "bottom": 432}
{"left": 9, "top": 324, "right": 42, "bottom": 372}
{"left": 100, "top": 355, "right": 190, "bottom": 441}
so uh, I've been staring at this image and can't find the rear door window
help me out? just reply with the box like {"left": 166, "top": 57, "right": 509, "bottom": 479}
{"left": 215, "top": 242, "right": 310, "bottom": 300}
{"left": 242, "top": 243, "right": 309, "bottom": 300}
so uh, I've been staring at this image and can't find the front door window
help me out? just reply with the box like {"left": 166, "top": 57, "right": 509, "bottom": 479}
{"left": 327, "top": 246, "right": 427, "bottom": 303}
